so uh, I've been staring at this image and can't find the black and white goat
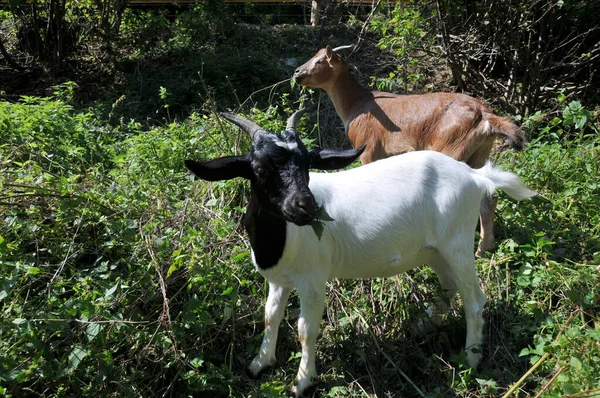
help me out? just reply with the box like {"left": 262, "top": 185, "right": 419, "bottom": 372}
{"left": 185, "top": 110, "right": 536, "bottom": 396}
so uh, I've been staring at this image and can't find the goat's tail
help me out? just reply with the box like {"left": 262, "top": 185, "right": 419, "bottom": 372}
{"left": 486, "top": 114, "right": 526, "bottom": 151}
{"left": 475, "top": 163, "right": 537, "bottom": 201}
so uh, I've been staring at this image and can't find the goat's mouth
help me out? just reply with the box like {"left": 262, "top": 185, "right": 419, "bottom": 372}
{"left": 292, "top": 216, "right": 315, "bottom": 227}
{"left": 292, "top": 72, "right": 307, "bottom": 85}
{"left": 281, "top": 192, "right": 318, "bottom": 225}
{"left": 282, "top": 209, "right": 316, "bottom": 226}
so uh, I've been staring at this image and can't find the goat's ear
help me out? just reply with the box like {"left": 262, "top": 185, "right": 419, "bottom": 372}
{"left": 185, "top": 155, "right": 252, "bottom": 181}
{"left": 309, "top": 144, "right": 366, "bottom": 170}
{"left": 325, "top": 45, "right": 333, "bottom": 59}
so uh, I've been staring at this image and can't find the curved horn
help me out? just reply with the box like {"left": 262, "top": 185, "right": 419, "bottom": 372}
{"left": 220, "top": 113, "right": 267, "bottom": 140}
{"left": 332, "top": 45, "right": 354, "bottom": 53}
{"left": 286, "top": 108, "right": 306, "bottom": 133}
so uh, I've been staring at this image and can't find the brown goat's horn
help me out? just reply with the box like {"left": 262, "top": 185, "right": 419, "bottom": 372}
{"left": 332, "top": 45, "right": 354, "bottom": 53}
{"left": 286, "top": 109, "right": 306, "bottom": 133}
{"left": 220, "top": 113, "right": 267, "bottom": 140}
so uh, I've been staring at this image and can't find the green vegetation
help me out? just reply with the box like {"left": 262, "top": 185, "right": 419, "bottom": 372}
{"left": 1, "top": 1, "right": 600, "bottom": 397}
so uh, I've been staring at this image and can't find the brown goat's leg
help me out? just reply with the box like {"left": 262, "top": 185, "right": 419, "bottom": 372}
{"left": 359, "top": 151, "right": 378, "bottom": 165}
{"left": 476, "top": 195, "right": 496, "bottom": 257}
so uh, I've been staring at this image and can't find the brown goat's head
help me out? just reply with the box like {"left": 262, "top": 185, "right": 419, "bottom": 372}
{"left": 293, "top": 45, "right": 349, "bottom": 89}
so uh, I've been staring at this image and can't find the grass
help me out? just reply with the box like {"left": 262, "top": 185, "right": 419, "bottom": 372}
{"left": 1, "top": 87, "right": 599, "bottom": 397}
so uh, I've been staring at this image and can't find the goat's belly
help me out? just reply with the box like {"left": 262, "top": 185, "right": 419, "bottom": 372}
{"left": 330, "top": 248, "right": 439, "bottom": 279}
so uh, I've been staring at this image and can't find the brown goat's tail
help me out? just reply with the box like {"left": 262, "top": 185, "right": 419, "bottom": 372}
{"left": 487, "top": 115, "right": 525, "bottom": 151}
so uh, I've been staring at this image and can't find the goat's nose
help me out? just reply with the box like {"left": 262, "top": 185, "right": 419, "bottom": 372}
{"left": 296, "top": 195, "right": 317, "bottom": 216}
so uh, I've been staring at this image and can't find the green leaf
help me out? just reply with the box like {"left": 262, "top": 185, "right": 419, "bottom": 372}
{"left": 25, "top": 267, "right": 41, "bottom": 275}
{"left": 309, "top": 204, "right": 335, "bottom": 240}
{"left": 585, "top": 329, "right": 600, "bottom": 340}
{"left": 0, "top": 235, "right": 9, "bottom": 255}
{"left": 105, "top": 280, "right": 120, "bottom": 297}
{"left": 516, "top": 276, "right": 530, "bottom": 287}
{"left": 190, "top": 357, "right": 204, "bottom": 368}
{"left": 563, "top": 382, "right": 582, "bottom": 395}
{"left": 221, "top": 286, "right": 234, "bottom": 296}
{"left": 569, "top": 356, "right": 582, "bottom": 371}
{"left": 519, "top": 264, "right": 533, "bottom": 275}
{"left": 205, "top": 198, "right": 218, "bottom": 207}
{"left": 476, "top": 378, "right": 498, "bottom": 389}
{"left": 66, "top": 345, "right": 88, "bottom": 374}
{"left": 166, "top": 263, "right": 179, "bottom": 278}
{"left": 568, "top": 100, "right": 582, "bottom": 111}
{"left": 315, "top": 204, "right": 334, "bottom": 222}
{"left": 310, "top": 220, "right": 325, "bottom": 240}
{"left": 519, "top": 347, "right": 531, "bottom": 357}
{"left": 232, "top": 250, "right": 249, "bottom": 261}
{"left": 327, "top": 386, "right": 349, "bottom": 396}
{"left": 0, "top": 276, "right": 16, "bottom": 302}
{"left": 0, "top": 369, "right": 24, "bottom": 382}
{"left": 260, "top": 380, "right": 286, "bottom": 395}
{"left": 85, "top": 323, "right": 103, "bottom": 343}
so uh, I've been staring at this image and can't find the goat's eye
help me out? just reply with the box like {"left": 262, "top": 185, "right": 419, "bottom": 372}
{"left": 254, "top": 166, "right": 264, "bottom": 175}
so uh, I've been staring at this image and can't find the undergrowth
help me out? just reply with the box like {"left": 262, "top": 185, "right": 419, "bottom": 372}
{"left": 1, "top": 87, "right": 599, "bottom": 397}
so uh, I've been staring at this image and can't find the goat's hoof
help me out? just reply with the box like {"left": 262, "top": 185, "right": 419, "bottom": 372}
{"left": 244, "top": 360, "right": 274, "bottom": 380}
{"left": 476, "top": 243, "right": 495, "bottom": 258}
{"left": 293, "top": 378, "right": 318, "bottom": 397}
{"left": 475, "top": 247, "right": 485, "bottom": 258}
{"left": 292, "top": 384, "right": 318, "bottom": 398}
{"left": 466, "top": 350, "right": 482, "bottom": 369}
{"left": 415, "top": 317, "right": 437, "bottom": 335}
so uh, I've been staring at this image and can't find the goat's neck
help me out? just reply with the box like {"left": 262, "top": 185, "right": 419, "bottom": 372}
{"left": 326, "top": 70, "right": 371, "bottom": 126}
{"left": 244, "top": 190, "right": 286, "bottom": 270}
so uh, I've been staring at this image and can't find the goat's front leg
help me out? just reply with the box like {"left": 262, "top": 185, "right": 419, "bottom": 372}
{"left": 247, "top": 282, "right": 291, "bottom": 378}
{"left": 293, "top": 279, "right": 326, "bottom": 397}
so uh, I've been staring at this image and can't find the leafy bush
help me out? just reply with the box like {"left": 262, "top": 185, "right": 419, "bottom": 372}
{"left": 0, "top": 88, "right": 256, "bottom": 396}
{"left": 368, "top": 4, "right": 433, "bottom": 93}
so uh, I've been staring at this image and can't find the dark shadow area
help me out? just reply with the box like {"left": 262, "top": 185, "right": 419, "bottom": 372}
{"left": 309, "top": 299, "right": 541, "bottom": 397}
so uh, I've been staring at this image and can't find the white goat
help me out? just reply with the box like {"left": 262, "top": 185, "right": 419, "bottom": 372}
{"left": 185, "top": 110, "right": 536, "bottom": 396}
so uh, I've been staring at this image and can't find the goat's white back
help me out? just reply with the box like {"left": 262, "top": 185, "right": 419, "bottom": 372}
{"left": 261, "top": 150, "right": 493, "bottom": 283}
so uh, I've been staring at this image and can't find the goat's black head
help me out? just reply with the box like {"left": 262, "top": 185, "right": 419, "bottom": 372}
{"left": 185, "top": 110, "right": 365, "bottom": 226}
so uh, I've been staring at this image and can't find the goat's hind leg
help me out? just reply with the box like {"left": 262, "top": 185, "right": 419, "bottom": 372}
{"left": 439, "top": 247, "right": 487, "bottom": 368}
{"left": 427, "top": 256, "right": 459, "bottom": 326}
{"left": 247, "top": 282, "right": 291, "bottom": 378}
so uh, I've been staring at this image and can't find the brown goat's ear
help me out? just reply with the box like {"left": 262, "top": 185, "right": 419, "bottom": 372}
{"left": 325, "top": 45, "right": 334, "bottom": 62}
{"left": 309, "top": 145, "right": 366, "bottom": 171}
{"left": 185, "top": 155, "right": 252, "bottom": 181}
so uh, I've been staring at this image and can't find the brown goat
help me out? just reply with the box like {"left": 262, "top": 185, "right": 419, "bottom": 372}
{"left": 293, "top": 45, "right": 525, "bottom": 256}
